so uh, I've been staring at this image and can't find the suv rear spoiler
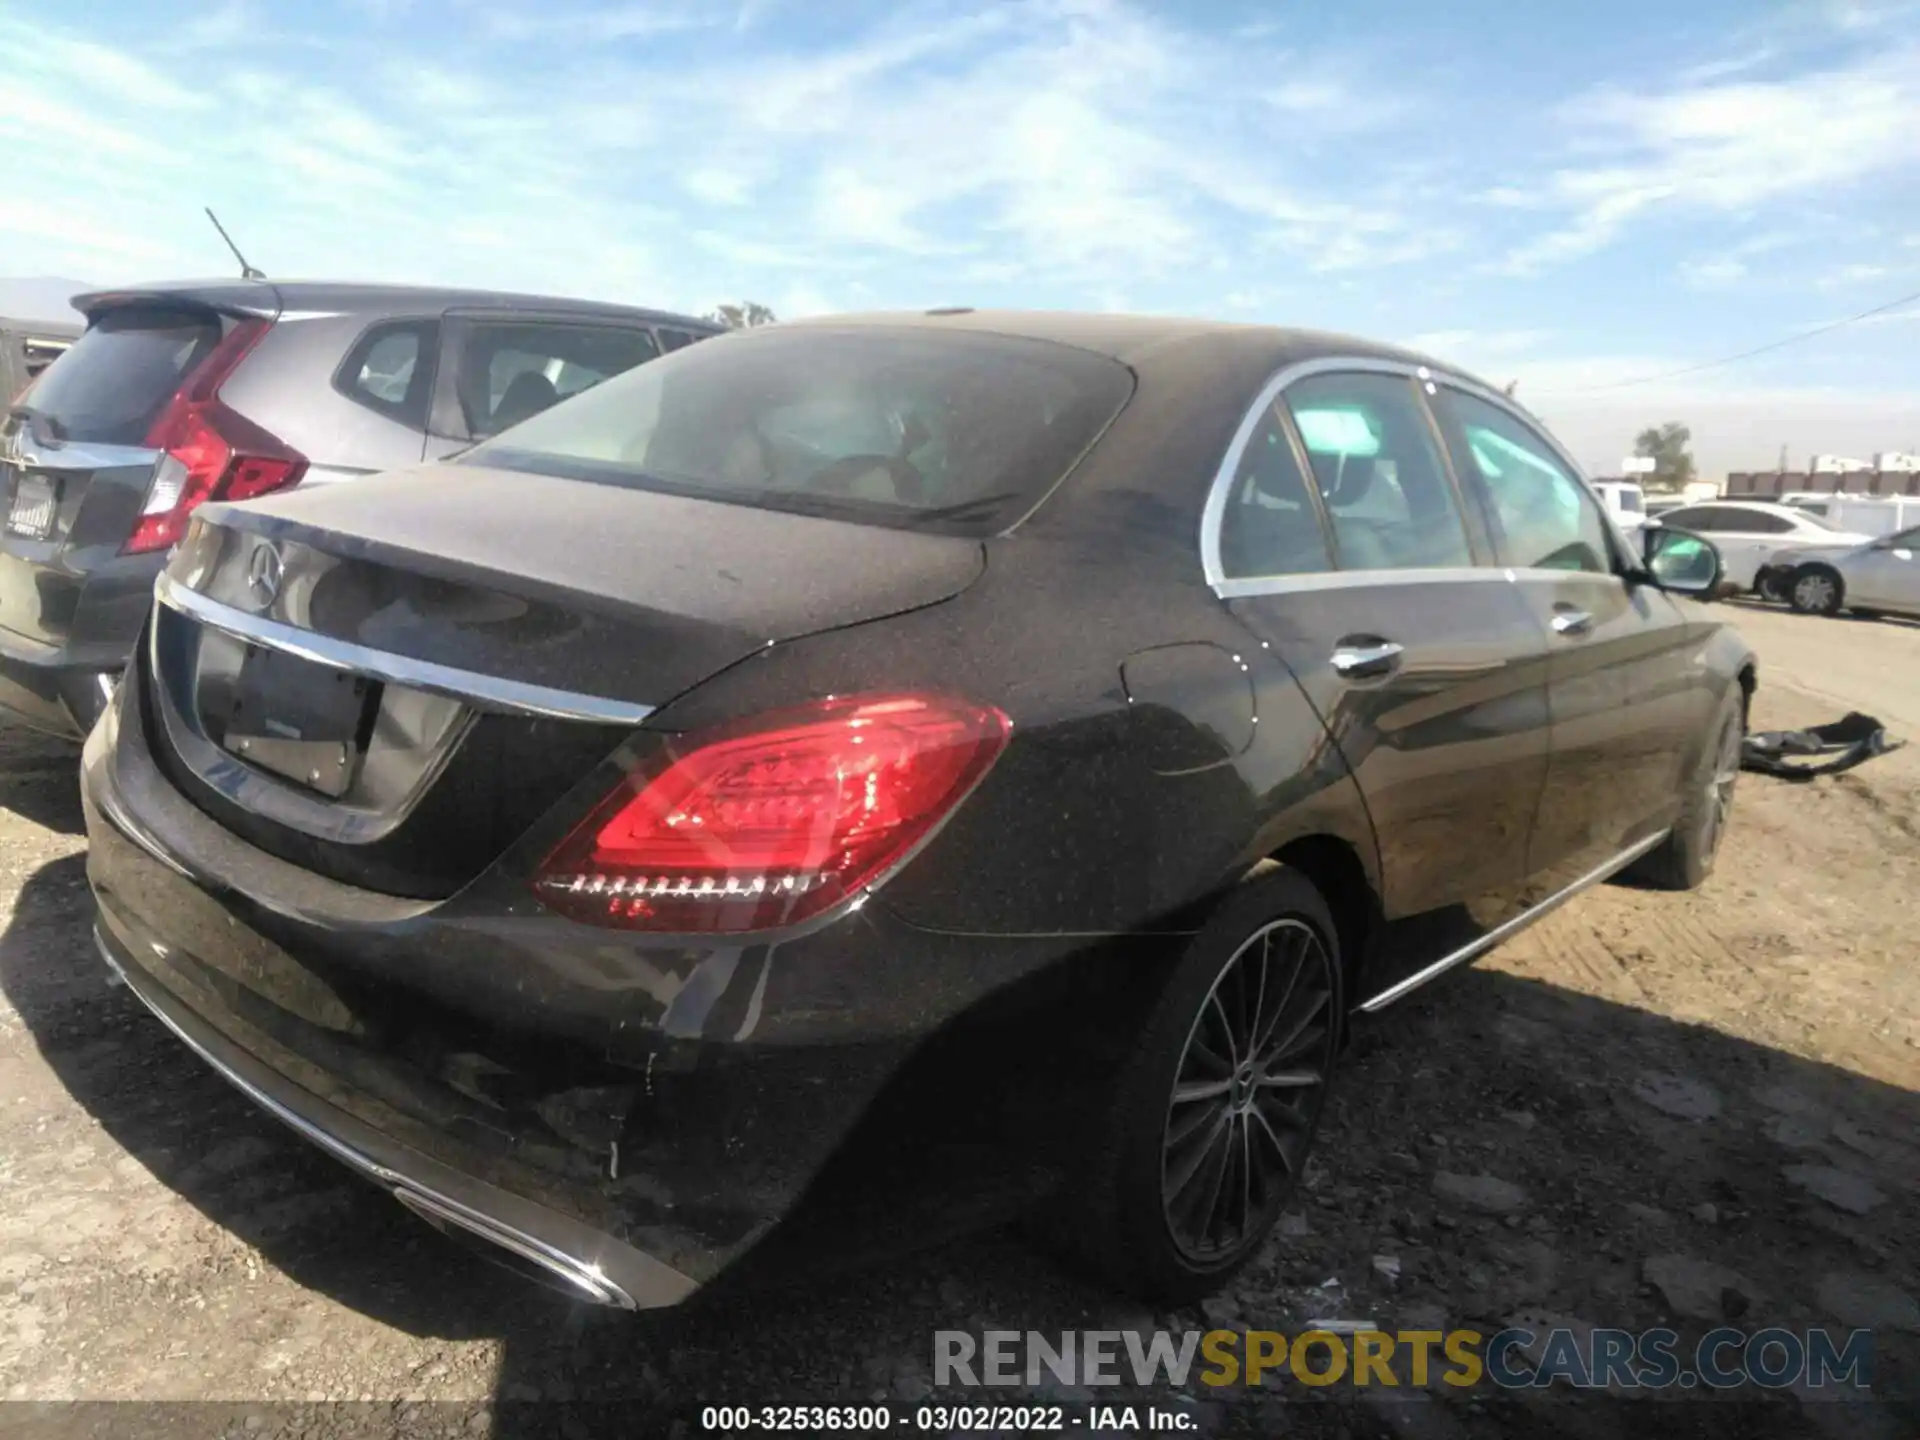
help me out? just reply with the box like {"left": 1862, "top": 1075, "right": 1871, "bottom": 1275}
{"left": 71, "top": 282, "right": 282, "bottom": 323}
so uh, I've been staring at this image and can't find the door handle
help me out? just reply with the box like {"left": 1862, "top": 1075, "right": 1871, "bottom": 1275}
{"left": 1551, "top": 608, "right": 1594, "bottom": 637}
{"left": 1330, "top": 639, "right": 1404, "bottom": 679}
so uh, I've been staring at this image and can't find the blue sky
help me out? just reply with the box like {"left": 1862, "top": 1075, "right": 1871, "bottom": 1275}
{"left": 3, "top": 0, "right": 1918, "bottom": 475}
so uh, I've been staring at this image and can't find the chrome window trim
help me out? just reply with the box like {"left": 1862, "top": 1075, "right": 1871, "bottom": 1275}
{"left": 153, "top": 572, "right": 655, "bottom": 726}
{"left": 1200, "top": 354, "right": 1604, "bottom": 596}
{"left": 1210, "top": 566, "right": 1521, "bottom": 600}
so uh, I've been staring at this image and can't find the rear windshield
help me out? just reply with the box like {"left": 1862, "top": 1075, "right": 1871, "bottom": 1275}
{"left": 20, "top": 306, "right": 220, "bottom": 445}
{"left": 462, "top": 326, "right": 1134, "bottom": 535}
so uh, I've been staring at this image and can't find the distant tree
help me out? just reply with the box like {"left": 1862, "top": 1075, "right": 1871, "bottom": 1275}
{"left": 708, "top": 301, "right": 778, "bottom": 329}
{"left": 1633, "top": 421, "right": 1697, "bottom": 492}
{"left": 1503, "top": 379, "right": 1519, "bottom": 397}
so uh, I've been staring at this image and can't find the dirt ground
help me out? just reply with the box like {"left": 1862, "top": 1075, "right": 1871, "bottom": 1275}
{"left": 0, "top": 600, "right": 1915, "bottom": 1439}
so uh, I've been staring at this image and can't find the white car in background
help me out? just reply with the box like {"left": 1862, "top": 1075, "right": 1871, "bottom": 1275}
{"left": 1767, "top": 524, "right": 1920, "bottom": 619}
{"left": 1654, "top": 500, "right": 1873, "bottom": 595}
{"left": 1590, "top": 480, "right": 1648, "bottom": 529}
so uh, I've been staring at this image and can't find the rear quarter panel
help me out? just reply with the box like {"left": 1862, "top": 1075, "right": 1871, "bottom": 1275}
{"left": 643, "top": 527, "right": 1378, "bottom": 939}
{"left": 218, "top": 311, "right": 429, "bottom": 476}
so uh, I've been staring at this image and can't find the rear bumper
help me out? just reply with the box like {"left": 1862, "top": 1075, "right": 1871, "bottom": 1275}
{"left": 91, "top": 914, "right": 685, "bottom": 1309}
{"left": 0, "top": 550, "right": 160, "bottom": 737}
{"left": 79, "top": 670, "right": 1130, "bottom": 1305}
{"left": 0, "top": 629, "right": 118, "bottom": 738}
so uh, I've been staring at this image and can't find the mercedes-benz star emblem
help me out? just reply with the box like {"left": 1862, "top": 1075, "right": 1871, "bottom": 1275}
{"left": 245, "top": 541, "right": 284, "bottom": 610}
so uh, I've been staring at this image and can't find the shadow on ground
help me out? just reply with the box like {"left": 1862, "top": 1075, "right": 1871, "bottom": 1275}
{"left": 1, "top": 750, "right": 1914, "bottom": 1439}
{"left": 0, "top": 726, "right": 85, "bottom": 836}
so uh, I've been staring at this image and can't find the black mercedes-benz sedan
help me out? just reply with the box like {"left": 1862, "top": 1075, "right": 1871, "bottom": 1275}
{"left": 80, "top": 310, "right": 1753, "bottom": 1309}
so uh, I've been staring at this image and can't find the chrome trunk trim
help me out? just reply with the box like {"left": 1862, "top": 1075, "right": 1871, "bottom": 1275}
{"left": 154, "top": 572, "right": 654, "bottom": 726}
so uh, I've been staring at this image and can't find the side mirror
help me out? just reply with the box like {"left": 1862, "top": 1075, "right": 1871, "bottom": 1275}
{"left": 1641, "top": 524, "right": 1723, "bottom": 597}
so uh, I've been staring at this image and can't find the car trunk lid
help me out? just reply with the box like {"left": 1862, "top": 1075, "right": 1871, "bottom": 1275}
{"left": 141, "top": 466, "right": 986, "bottom": 898}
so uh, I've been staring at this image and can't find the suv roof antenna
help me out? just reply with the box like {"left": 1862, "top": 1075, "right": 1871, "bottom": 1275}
{"left": 204, "top": 207, "right": 266, "bottom": 281}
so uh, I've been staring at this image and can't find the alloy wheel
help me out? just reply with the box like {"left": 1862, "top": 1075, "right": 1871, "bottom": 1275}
{"left": 1161, "top": 918, "right": 1334, "bottom": 1262}
{"left": 1699, "top": 714, "right": 1742, "bottom": 861}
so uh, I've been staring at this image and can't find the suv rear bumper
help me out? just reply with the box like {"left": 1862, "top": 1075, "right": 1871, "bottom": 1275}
{"left": 0, "top": 628, "right": 119, "bottom": 738}
{"left": 0, "top": 551, "right": 161, "bottom": 738}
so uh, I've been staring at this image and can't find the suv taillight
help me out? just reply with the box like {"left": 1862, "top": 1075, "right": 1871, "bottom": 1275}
{"left": 532, "top": 693, "right": 1012, "bottom": 932}
{"left": 124, "top": 318, "right": 305, "bottom": 555}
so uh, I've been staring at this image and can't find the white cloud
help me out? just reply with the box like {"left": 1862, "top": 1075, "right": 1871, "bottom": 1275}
{"left": 1816, "top": 262, "right": 1895, "bottom": 288}
{"left": 1499, "top": 34, "right": 1920, "bottom": 273}
{"left": 1681, "top": 257, "right": 1748, "bottom": 288}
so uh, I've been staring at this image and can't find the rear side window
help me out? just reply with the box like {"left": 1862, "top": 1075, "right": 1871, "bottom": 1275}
{"left": 1217, "top": 406, "right": 1333, "bottom": 579}
{"left": 19, "top": 306, "right": 220, "bottom": 445}
{"left": 1618, "top": 488, "right": 1644, "bottom": 514}
{"left": 1281, "top": 372, "right": 1475, "bottom": 571}
{"left": 1665, "top": 506, "right": 1726, "bottom": 532}
{"left": 1433, "top": 388, "right": 1611, "bottom": 573}
{"left": 336, "top": 319, "right": 438, "bottom": 427}
{"left": 656, "top": 328, "right": 698, "bottom": 352}
{"left": 457, "top": 322, "right": 662, "bottom": 438}
{"left": 463, "top": 326, "right": 1134, "bottom": 537}
{"left": 1746, "top": 511, "right": 1794, "bottom": 534}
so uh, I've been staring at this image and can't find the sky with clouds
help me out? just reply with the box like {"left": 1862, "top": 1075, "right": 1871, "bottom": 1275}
{"left": 2, "top": 0, "right": 1917, "bottom": 477}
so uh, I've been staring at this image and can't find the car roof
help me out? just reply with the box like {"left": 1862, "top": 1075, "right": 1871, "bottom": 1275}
{"left": 1678, "top": 499, "right": 1797, "bottom": 515}
{"left": 67, "top": 279, "right": 720, "bottom": 331}
{"left": 773, "top": 306, "right": 1519, "bottom": 413}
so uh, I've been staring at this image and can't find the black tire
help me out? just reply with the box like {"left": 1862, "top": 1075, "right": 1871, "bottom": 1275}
{"left": 1626, "top": 688, "right": 1745, "bottom": 891}
{"left": 1754, "top": 570, "right": 1788, "bottom": 604}
{"left": 1053, "top": 867, "right": 1344, "bottom": 1304}
{"left": 1787, "top": 564, "right": 1844, "bottom": 616}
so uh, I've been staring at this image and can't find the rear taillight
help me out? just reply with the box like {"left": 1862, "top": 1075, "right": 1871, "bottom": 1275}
{"left": 533, "top": 693, "right": 1012, "bottom": 932}
{"left": 124, "top": 318, "right": 305, "bottom": 555}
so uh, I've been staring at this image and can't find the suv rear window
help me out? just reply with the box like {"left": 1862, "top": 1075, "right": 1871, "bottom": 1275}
{"left": 21, "top": 306, "right": 221, "bottom": 445}
{"left": 463, "top": 326, "right": 1134, "bottom": 536}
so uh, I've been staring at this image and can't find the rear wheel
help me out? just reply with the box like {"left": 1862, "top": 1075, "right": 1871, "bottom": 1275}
{"left": 1056, "top": 868, "right": 1343, "bottom": 1303}
{"left": 1627, "top": 689, "right": 1744, "bottom": 891}
{"left": 1788, "top": 565, "right": 1844, "bottom": 616}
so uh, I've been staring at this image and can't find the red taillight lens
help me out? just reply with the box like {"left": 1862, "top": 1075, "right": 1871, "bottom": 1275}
{"left": 533, "top": 693, "right": 1012, "bottom": 932}
{"left": 124, "top": 318, "right": 305, "bottom": 555}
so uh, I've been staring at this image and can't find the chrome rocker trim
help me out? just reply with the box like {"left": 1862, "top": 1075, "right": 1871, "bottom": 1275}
{"left": 1357, "top": 830, "right": 1669, "bottom": 1013}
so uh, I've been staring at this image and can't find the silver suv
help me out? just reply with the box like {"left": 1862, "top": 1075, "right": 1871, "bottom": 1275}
{"left": 0, "top": 280, "right": 718, "bottom": 737}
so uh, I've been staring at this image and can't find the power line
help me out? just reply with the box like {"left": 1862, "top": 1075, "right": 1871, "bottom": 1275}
{"left": 1552, "top": 286, "right": 1920, "bottom": 395}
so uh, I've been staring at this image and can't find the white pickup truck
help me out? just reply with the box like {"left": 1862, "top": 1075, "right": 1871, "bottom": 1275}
{"left": 1590, "top": 480, "right": 1648, "bottom": 530}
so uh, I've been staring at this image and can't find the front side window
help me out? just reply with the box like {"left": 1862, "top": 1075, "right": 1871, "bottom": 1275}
{"left": 1432, "top": 388, "right": 1611, "bottom": 573}
{"left": 1216, "top": 405, "right": 1333, "bottom": 579}
{"left": 1280, "top": 372, "right": 1474, "bottom": 570}
{"left": 464, "top": 326, "right": 1134, "bottom": 537}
